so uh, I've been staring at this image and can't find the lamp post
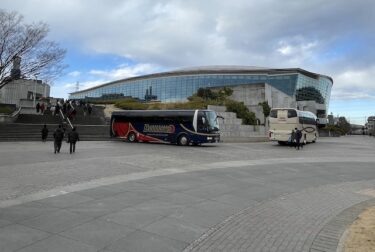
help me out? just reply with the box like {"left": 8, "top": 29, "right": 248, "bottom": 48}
{"left": 33, "top": 74, "right": 39, "bottom": 108}
{"left": 43, "top": 81, "right": 47, "bottom": 98}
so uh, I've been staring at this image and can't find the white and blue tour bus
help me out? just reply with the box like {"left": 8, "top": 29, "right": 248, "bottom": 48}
{"left": 269, "top": 108, "right": 318, "bottom": 145}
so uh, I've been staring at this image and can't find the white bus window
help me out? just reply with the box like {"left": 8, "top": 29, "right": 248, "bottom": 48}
{"left": 270, "top": 110, "right": 277, "bottom": 118}
{"left": 287, "top": 110, "right": 297, "bottom": 118}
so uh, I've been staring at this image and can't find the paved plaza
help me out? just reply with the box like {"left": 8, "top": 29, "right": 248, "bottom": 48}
{"left": 0, "top": 136, "right": 374, "bottom": 251}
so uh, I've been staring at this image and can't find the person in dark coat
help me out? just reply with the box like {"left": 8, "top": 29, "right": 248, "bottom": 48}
{"left": 41, "top": 124, "right": 48, "bottom": 142}
{"left": 87, "top": 105, "right": 92, "bottom": 115}
{"left": 289, "top": 129, "right": 296, "bottom": 147}
{"left": 36, "top": 102, "right": 40, "bottom": 113}
{"left": 55, "top": 103, "right": 60, "bottom": 116}
{"left": 67, "top": 127, "right": 80, "bottom": 154}
{"left": 53, "top": 125, "right": 64, "bottom": 153}
{"left": 295, "top": 128, "right": 303, "bottom": 150}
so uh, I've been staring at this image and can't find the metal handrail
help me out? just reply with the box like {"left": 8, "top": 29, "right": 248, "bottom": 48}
{"left": 10, "top": 106, "right": 22, "bottom": 117}
{"left": 65, "top": 115, "right": 73, "bottom": 129}
{"left": 57, "top": 101, "right": 73, "bottom": 129}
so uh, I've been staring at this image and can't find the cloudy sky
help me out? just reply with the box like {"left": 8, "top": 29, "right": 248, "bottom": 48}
{"left": 2, "top": 0, "right": 375, "bottom": 124}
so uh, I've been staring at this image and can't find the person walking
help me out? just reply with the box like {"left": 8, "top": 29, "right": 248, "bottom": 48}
{"left": 53, "top": 125, "right": 64, "bottom": 153}
{"left": 83, "top": 104, "right": 88, "bottom": 117}
{"left": 87, "top": 104, "right": 92, "bottom": 116}
{"left": 36, "top": 102, "right": 40, "bottom": 114}
{"left": 67, "top": 127, "right": 80, "bottom": 154}
{"left": 289, "top": 129, "right": 296, "bottom": 147}
{"left": 40, "top": 103, "right": 45, "bottom": 115}
{"left": 55, "top": 103, "right": 60, "bottom": 116}
{"left": 50, "top": 105, "right": 55, "bottom": 116}
{"left": 41, "top": 124, "right": 48, "bottom": 142}
{"left": 295, "top": 128, "right": 303, "bottom": 150}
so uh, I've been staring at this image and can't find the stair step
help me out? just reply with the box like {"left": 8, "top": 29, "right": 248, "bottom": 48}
{"left": 0, "top": 123, "right": 110, "bottom": 142}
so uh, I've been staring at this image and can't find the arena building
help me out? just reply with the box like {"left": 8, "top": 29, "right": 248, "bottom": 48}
{"left": 69, "top": 66, "right": 333, "bottom": 122}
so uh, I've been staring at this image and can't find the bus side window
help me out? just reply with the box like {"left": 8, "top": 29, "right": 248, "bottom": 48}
{"left": 288, "top": 110, "right": 297, "bottom": 118}
{"left": 270, "top": 110, "right": 277, "bottom": 118}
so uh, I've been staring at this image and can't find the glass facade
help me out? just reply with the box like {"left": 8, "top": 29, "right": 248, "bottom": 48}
{"left": 295, "top": 74, "right": 332, "bottom": 110}
{"left": 70, "top": 68, "right": 333, "bottom": 112}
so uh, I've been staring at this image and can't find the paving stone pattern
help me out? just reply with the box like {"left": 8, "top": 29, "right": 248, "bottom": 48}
{"left": 311, "top": 198, "right": 375, "bottom": 252}
{"left": 1, "top": 137, "right": 375, "bottom": 251}
{"left": 184, "top": 180, "right": 375, "bottom": 252}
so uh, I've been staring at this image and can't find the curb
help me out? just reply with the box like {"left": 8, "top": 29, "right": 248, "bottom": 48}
{"left": 310, "top": 198, "right": 375, "bottom": 252}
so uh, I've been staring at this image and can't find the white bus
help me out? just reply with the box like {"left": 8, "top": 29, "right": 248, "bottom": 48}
{"left": 268, "top": 108, "right": 318, "bottom": 145}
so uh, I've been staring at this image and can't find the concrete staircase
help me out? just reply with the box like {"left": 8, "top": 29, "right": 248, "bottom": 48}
{"left": 15, "top": 113, "right": 61, "bottom": 124}
{"left": 0, "top": 105, "right": 110, "bottom": 142}
{"left": 0, "top": 123, "right": 110, "bottom": 141}
{"left": 208, "top": 105, "right": 267, "bottom": 142}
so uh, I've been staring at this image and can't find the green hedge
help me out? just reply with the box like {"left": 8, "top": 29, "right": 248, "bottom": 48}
{"left": 0, "top": 105, "right": 15, "bottom": 114}
{"left": 226, "top": 100, "right": 257, "bottom": 125}
{"left": 115, "top": 99, "right": 148, "bottom": 110}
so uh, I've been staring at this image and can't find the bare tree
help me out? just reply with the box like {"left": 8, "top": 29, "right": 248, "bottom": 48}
{"left": 0, "top": 9, "right": 66, "bottom": 88}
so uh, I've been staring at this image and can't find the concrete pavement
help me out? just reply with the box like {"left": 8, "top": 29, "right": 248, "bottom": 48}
{"left": 0, "top": 136, "right": 375, "bottom": 251}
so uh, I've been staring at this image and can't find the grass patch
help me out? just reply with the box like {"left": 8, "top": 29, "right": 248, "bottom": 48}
{"left": 0, "top": 105, "right": 15, "bottom": 114}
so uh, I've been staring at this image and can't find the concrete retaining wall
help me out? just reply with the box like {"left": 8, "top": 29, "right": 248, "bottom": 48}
{"left": 208, "top": 105, "right": 268, "bottom": 142}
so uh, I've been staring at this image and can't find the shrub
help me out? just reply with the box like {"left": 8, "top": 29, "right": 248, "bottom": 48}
{"left": 0, "top": 105, "right": 14, "bottom": 114}
{"left": 258, "top": 101, "right": 271, "bottom": 118}
{"left": 196, "top": 88, "right": 218, "bottom": 100}
{"left": 226, "top": 100, "right": 257, "bottom": 125}
{"left": 115, "top": 99, "right": 148, "bottom": 110}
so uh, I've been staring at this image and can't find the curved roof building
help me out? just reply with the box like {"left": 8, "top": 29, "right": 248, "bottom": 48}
{"left": 69, "top": 66, "right": 333, "bottom": 113}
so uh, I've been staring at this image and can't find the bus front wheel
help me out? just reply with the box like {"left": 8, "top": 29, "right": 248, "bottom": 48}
{"left": 177, "top": 135, "right": 189, "bottom": 146}
{"left": 128, "top": 132, "right": 137, "bottom": 142}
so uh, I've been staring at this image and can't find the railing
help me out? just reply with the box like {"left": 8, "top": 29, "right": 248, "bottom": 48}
{"left": 10, "top": 106, "right": 22, "bottom": 117}
{"left": 56, "top": 101, "right": 74, "bottom": 130}
{"left": 0, "top": 106, "right": 22, "bottom": 123}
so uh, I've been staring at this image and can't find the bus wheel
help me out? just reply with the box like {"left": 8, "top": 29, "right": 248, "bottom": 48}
{"left": 128, "top": 132, "right": 137, "bottom": 142}
{"left": 177, "top": 135, "right": 189, "bottom": 146}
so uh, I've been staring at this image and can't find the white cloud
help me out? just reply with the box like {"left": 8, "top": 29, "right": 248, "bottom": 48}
{"left": 2, "top": 0, "right": 374, "bottom": 68}
{"left": 62, "top": 80, "right": 104, "bottom": 93}
{"left": 79, "top": 80, "right": 107, "bottom": 91}
{"left": 68, "top": 71, "right": 81, "bottom": 77}
{"left": 63, "top": 83, "right": 76, "bottom": 89}
{"left": 2, "top": 0, "right": 375, "bottom": 101}
{"left": 89, "top": 63, "right": 160, "bottom": 80}
{"left": 331, "top": 66, "right": 375, "bottom": 100}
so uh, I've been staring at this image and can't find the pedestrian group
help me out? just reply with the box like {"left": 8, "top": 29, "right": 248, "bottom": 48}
{"left": 289, "top": 128, "right": 304, "bottom": 150}
{"left": 42, "top": 124, "right": 80, "bottom": 154}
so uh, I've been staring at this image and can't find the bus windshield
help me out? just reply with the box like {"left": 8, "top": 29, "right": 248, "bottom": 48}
{"left": 204, "top": 111, "right": 219, "bottom": 131}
